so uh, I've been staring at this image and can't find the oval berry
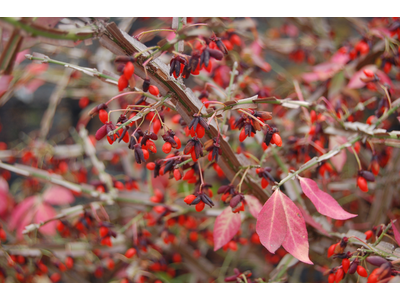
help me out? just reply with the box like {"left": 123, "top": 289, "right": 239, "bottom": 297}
{"left": 162, "top": 142, "right": 172, "bottom": 154}
{"left": 173, "top": 169, "right": 181, "bottom": 181}
{"left": 146, "top": 162, "right": 156, "bottom": 170}
{"left": 99, "top": 109, "right": 108, "bottom": 124}
{"left": 124, "top": 62, "right": 134, "bottom": 80}
{"left": 195, "top": 201, "right": 205, "bottom": 212}
{"left": 357, "top": 265, "right": 368, "bottom": 277}
{"left": 357, "top": 176, "right": 368, "bottom": 192}
{"left": 239, "top": 128, "right": 246, "bottom": 142}
{"left": 342, "top": 258, "right": 350, "bottom": 273}
{"left": 148, "top": 85, "right": 159, "bottom": 96}
{"left": 125, "top": 248, "right": 136, "bottom": 258}
{"left": 272, "top": 133, "right": 282, "bottom": 147}
{"left": 118, "top": 75, "right": 129, "bottom": 91}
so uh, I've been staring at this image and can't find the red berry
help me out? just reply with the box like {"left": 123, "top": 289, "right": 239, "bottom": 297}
{"left": 370, "top": 160, "right": 380, "bottom": 176}
{"left": 153, "top": 119, "right": 161, "bottom": 135}
{"left": 327, "top": 243, "right": 337, "bottom": 258}
{"left": 142, "top": 149, "right": 150, "bottom": 160}
{"left": 50, "top": 273, "right": 61, "bottom": 283}
{"left": 196, "top": 125, "right": 205, "bottom": 138}
{"left": 365, "top": 230, "right": 373, "bottom": 240}
{"left": 261, "top": 177, "right": 269, "bottom": 189}
{"left": 383, "top": 62, "right": 392, "bottom": 74}
{"left": 342, "top": 258, "right": 350, "bottom": 273}
{"left": 230, "top": 34, "right": 241, "bottom": 46}
{"left": 0, "top": 228, "right": 7, "bottom": 241}
{"left": 125, "top": 248, "right": 137, "bottom": 258}
{"left": 149, "top": 85, "right": 159, "bottom": 96}
{"left": 272, "top": 133, "right": 282, "bottom": 147}
{"left": 239, "top": 128, "right": 247, "bottom": 142}
{"left": 79, "top": 97, "right": 90, "bottom": 109}
{"left": 195, "top": 201, "right": 205, "bottom": 212}
{"left": 173, "top": 169, "right": 181, "bottom": 181}
{"left": 123, "top": 62, "right": 134, "bottom": 80}
{"left": 334, "top": 268, "right": 344, "bottom": 283}
{"left": 328, "top": 273, "right": 335, "bottom": 283}
{"left": 162, "top": 142, "right": 172, "bottom": 154}
{"left": 118, "top": 75, "right": 129, "bottom": 91}
{"left": 174, "top": 136, "right": 181, "bottom": 149}
{"left": 357, "top": 265, "right": 368, "bottom": 277}
{"left": 366, "top": 115, "right": 376, "bottom": 125}
{"left": 363, "top": 69, "right": 374, "bottom": 78}
{"left": 65, "top": 257, "right": 74, "bottom": 269}
{"left": 310, "top": 110, "right": 317, "bottom": 123}
{"left": 99, "top": 109, "right": 108, "bottom": 124}
{"left": 146, "top": 162, "right": 156, "bottom": 170}
{"left": 99, "top": 226, "right": 108, "bottom": 237}
{"left": 357, "top": 176, "right": 368, "bottom": 192}
{"left": 184, "top": 194, "right": 196, "bottom": 205}
{"left": 106, "top": 259, "right": 115, "bottom": 270}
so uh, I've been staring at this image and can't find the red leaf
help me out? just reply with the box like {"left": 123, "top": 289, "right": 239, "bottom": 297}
{"left": 256, "top": 190, "right": 312, "bottom": 264}
{"left": 213, "top": 207, "right": 241, "bottom": 251}
{"left": 9, "top": 196, "right": 37, "bottom": 231}
{"left": 256, "top": 189, "right": 286, "bottom": 254}
{"left": 35, "top": 203, "right": 57, "bottom": 236}
{"left": 245, "top": 195, "right": 262, "bottom": 219}
{"left": 43, "top": 186, "right": 74, "bottom": 205}
{"left": 391, "top": 220, "right": 400, "bottom": 246}
{"left": 298, "top": 176, "right": 357, "bottom": 220}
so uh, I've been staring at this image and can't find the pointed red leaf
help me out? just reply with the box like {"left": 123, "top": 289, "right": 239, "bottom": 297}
{"left": 280, "top": 194, "right": 313, "bottom": 265}
{"left": 245, "top": 195, "right": 263, "bottom": 219}
{"left": 213, "top": 207, "right": 241, "bottom": 251}
{"left": 43, "top": 186, "right": 74, "bottom": 205}
{"left": 256, "top": 190, "right": 287, "bottom": 254}
{"left": 391, "top": 220, "right": 400, "bottom": 246}
{"left": 298, "top": 176, "right": 357, "bottom": 220}
{"left": 256, "top": 190, "right": 312, "bottom": 264}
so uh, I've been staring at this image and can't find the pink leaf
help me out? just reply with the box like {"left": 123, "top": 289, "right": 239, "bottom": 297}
{"left": 0, "top": 178, "right": 9, "bottom": 215}
{"left": 213, "top": 207, "right": 241, "bottom": 251}
{"left": 346, "top": 65, "right": 393, "bottom": 90}
{"left": 35, "top": 203, "right": 57, "bottom": 236}
{"left": 329, "top": 136, "right": 347, "bottom": 172}
{"left": 245, "top": 195, "right": 263, "bottom": 219}
{"left": 256, "top": 189, "right": 287, "bottom": 254}
{"left": 298, "top": 176, "right": 357, "bottom": 220}
{"left": 280, "top": 194, "right": 313, "bottom": 265}
{"left": 9, "top": 196, "right": 37, "bottom": 231}
{"left": 391, "top": 220, "right": 400, "bottom": 246}
{"left": 297, "top": 205, "right": 330, "bottom": 237}
{"left": 43, "top": 186, "right": 74, "bottom": 205}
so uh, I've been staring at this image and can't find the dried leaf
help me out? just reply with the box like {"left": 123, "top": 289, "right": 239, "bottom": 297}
{"left": 298, "top": 176, "right": 357, "bottom": 220}
{"left": 213, "top": 206, "right": 241, "bottom": 251}
{"left": 256, "top": 189, "right": 313, "bottom": 264}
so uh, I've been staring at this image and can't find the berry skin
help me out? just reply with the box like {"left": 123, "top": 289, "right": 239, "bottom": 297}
{"left": 174, "top": 136, "right": 181, "bottom": 149}
{"left": 148, "top": 85, "right": 159, "bottom": 96}
{"left": 79, "top": 97, "right": 90, "bottom": 109}
{"left": 239, "top": 128, "right": 247, "bottom": 142}
{"left": 153, "top": 119, "right": 161, "bottom": 135}
{"left": 195, "top": 201, "right": 205, "bottom": 212}
{"left": 261, "top": 177, "right": 269, "bottom": 189}
{"left": 0, "top": 228, "right": 7, "bottom": 241}
{"left": 366, "top": 115, "right": 376, "bottom": 125}
{"left": 99, "top": 226, "right": 108, "bottom": 237}
{"left": 363, "top": 69, "right": 374, "bottom": 78}
{"left": 272, "top": 133, "right": 282, "bottom": 147}
{"left": 328, "top": 273, "right": 335, "bottom": 283}
{"left": 196, "top": 125, "right": 205, "bottom": 138}
{"left": 124, "top": 62, "right": 134, "bottom": 80}
{"left": 184, "top": 194, "right": 196, "bottom": 204}
{"left": 146, "top": 162, "right": 156, "bottom": 170}
{"left": 125, "top": 248, "right": 137, "bottom": 258}
{"left": 173, "top": 169, "right": 181, "bottom": 181}
{"left": 327, "top": 243, "right": 337, "bottom": 258}
{"left": 357, "top": 176, "right": 368, "bottom": 192}
{"left": 334, "top": 268, "right": 344, "bottom": 283}
{"left": 50, "top": 273, "right": 61, "bottom": 283}
{"left": 99, "top": 109, "right": 108, "bottom": 124}
{"left": 310, "top": 110, "right": 317, "bottom": 124}
{"left": 365, "top": 230, "right": 373, "bottom": 240}
{"left": 118, "top": 75, "right": 129, "bottom": 91}
{"left": 357, "top": 265, "right": 368, "bottom": 277}
{"left": 342, "top": 258, "right": 350, "bottom": 273}
{"left": 162, "top": 142, "right": 172, "bottom": 154}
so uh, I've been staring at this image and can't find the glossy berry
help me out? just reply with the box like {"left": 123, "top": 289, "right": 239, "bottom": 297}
{"left": 342, "top": 258, "right": 350, "bottom": 273}
{"left": 124, "top": 62, "right": 134, "bottom": 80}
{"left": 363, "top": 69, "right": 374, "bottom": 78}
{"left": 261, "top": 177, "right": 269, "bottom": 189}
{"left": 184, "top": 194, "right": 196, "bottom": 205}
{"left": 149, "top": 85, "right": 159, "bottom": 96}
{"left": 195, "top": 201, "right": 205, "bottom": 212}
{"left": 162, "top": 142, "right": 172, "bottom": 154}
{"left": 357, "top": 176, "right": 368, "bottom": 192}
{"left": 334, "top": 268, "right": 344, "bottom": 283}
{"left": 50, "top": 273, "right": 61, "bottom": 283}
{"left": 239, "top": 128, "right": 247, "bottom": 142}
{"left": 328, "top": 273, "right": 335, "bottom": 283}
{"left": 125, "top": 248, "right": 137, "bottom": 258}
{"left": 99, "top": 109, "right": 108, "bottom": 124}
{"left": 365, "top": 230, "right": 373, "bottom": 240}
{"left": 327, "top": 243, "right": 337, "bottom": 258}
{"left": 272, "top": 133, "right": 282, "bottom": 147}
{"left": 118, "top": 75, "right": 129, "bottom": 91}
{"left": 65, "top": 257, "right": 74, "bottom": 269}
{"left": 146, "top": 162, "right": 156, "bottom": 170}
{"left": 79, "top": 97, "right": 90, "bottom": 109}
{"left": 173, "top": 169, "right": 181, "bottom": 181}
{"left": 153, "top": 119, "right": 161, "bottom": 135}
{"left": 357, "top": 265, "right": 368, "bottom": 277}
{"left": 99, "top": 226, "right": 108, "bottom": 237}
